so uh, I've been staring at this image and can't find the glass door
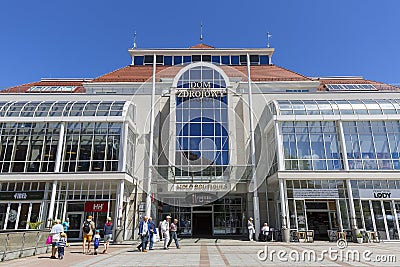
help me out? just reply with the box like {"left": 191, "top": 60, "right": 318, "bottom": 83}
{"left": 66, "top": 212, "right": 84, "bottom": 239}
{"left": 394, "top": 201, "right": 400, "bottom": 240}
{"left": 6, "top": 203, "right": 19, "bottom": 229}
{"left": 0, "top": 204, "right": 7, "bottom": 230}
{"left": 371, "top": 200, "right": 387, "bottom": 240}
{"left": 361, "top": 200, "right": 374, "bottom": 230}
{"left": 383, "top": 201, "right": 399, "bottom": 240}
{"left": 17, "top": 203, "right": 30, "bottom": 229}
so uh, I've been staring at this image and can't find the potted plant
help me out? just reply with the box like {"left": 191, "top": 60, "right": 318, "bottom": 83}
{"left": 28, "top": 221, "right": 43, "bottom": 229}
{"left": 356, "top": 233, "right": 363, "bottom": 244}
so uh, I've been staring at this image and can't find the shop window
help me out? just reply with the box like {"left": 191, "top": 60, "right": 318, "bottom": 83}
{"left": 18, "top": 203, "right": 30, "bottom": 229}
{"left": 6, "top": 203, "right": 19, "bottom": 229}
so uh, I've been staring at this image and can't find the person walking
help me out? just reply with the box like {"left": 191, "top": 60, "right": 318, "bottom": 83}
{"left": 103, "top": 217, "right": 113, "bottom": 254}
{"left": 57, "top": 233, "right": 67, "bottom": 260}
{"left": 161, "top": 215, "right": 171, "bottom": 249}
{"left": 50, "top": 219, "right": 64, "bottom": 259}
{"left": 148, "top": 217, "right": 157, "bottom": 250}
{"left": 167, "top": 218, "right": 180, "bottom": 249}
{"left": 247, "top": 217, "right": 255, "bottom": 241}
{"left": 62, "top": 218, "right": 70, "bottom": 233}
{"left": 82, "top": 215, "right": 96, "bottom": 254}
{"left": 137, "top": 216, "right": 150, "bottom": 252}
{"left": 93, "top": 229, "right": 101, "bottom": 255}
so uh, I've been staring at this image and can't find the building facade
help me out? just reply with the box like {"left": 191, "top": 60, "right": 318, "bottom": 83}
{"left": 1, "top": 43, "right": 399, "bottom": 241}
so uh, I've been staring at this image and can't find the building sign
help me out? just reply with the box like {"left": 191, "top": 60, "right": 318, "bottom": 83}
{"left": 358, "top": 189, "right": 400, "bottom": 199}
{"left": 292, "top": 189, "right": 339, "bottom": 199}
{"left": 138, "top": 202, "right": 146, "bottom": 211}
{"left": 172, "top": 183, "right": 231, "bottom": 192}
{"left": 84, "top": 201, "right": 109, "bottom": 212}
{"left": 0, "top": 191, "right": 44, "bottom": 201}
{"left": 176, "top": 82, "right": 226, "bottom": 98}
{"left": 185, "top": 193, "right": 219, "bottom": 205}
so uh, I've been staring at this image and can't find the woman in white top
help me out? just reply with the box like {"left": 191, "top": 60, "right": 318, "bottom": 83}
{"left": 50, "top": 219, "right": 64, "bottom": 259}
{"left": 247, "top": 217, "right": 255, "bottom": 241}
{"left": 261, "top": 223, "right": 270, "bottom": 241}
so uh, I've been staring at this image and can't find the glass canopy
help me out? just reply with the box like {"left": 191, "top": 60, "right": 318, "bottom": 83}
{"left": 274, "top": 99, "right": 400, "bottom": 116}
{"left": 0, "top": 101, "right": 133, "bottom": 119}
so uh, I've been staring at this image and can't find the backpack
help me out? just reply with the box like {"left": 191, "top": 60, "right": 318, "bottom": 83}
{"left": 94, "top": 237, "right": 100, "bottom": 248}
{"left": 83, "top": 221, "right": 91, "bottom": 234}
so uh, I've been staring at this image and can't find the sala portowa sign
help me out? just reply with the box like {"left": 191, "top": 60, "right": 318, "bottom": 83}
{"left": 176, "top": 82, "right": 226, "bottom": 98}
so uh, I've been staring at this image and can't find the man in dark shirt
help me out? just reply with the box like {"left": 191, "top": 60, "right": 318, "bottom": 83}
{"left": 148, "top": 217, "right": 157, "bottom": 250}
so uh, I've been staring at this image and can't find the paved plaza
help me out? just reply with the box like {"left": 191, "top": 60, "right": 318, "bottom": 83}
{"left": 2, "top": 239, "right": 400, "bottom": 267}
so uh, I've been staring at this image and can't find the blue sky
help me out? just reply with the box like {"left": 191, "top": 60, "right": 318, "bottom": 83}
{"left": 1, "top": 0, "right": 399, "bottom": 89}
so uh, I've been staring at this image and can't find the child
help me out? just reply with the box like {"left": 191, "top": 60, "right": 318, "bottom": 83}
{"left": 57, "top": 233, "right": 67, "bottom": 260}
{"left": 93, "top": 229, "right": 101, "bottom": 255}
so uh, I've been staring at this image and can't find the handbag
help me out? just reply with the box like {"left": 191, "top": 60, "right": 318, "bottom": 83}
{"left": 153, "top": 232, "right": 160, "bottom": 243}
{"left": 45, "top": 235, "right": 52, "bottom": 245}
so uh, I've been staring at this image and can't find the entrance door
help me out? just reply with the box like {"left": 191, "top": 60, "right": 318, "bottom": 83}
{"left": 66, "top": 212, "right": 84, "bottom": 240}
{"left": 306, "top": 211, "right": 330, "bottom": 240}
{"left": 192, "top": 213, "right": 212, "bottom": 237}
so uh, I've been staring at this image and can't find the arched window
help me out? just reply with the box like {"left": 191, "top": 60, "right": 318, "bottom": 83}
{"left": 174, "top": 63, "right": 229, "bottom": 179}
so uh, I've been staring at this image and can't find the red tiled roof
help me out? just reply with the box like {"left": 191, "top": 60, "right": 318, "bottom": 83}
{"left": 190, "top": 43, "right": 215, "bottom": 49}
{"left": 2, "top": 80, "right": 86, "bottom": 93}
{"left": 91, "top": 64, "right": 311, "bottom": 83}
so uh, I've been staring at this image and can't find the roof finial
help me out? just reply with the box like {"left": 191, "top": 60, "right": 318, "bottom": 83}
{"left": 200, "top": 21, "right": 203, "bottom": 43}
{"left": 266, "top": 32, "right": 272, "bottom": 48}
{"left": 133, "top": 31, "right": 137, "bottom": 49}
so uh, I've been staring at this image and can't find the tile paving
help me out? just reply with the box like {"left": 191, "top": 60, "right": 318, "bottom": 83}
{"left": 2, "top": 239, "right": 400, "bottom": 266}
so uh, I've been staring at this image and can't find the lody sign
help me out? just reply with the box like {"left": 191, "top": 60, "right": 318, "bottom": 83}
{"left": 358, "top": 189, "right": 400, "bottom": 199}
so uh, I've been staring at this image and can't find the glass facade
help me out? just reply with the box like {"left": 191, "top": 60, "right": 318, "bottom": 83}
{"left": 282, "top": 121, "right": 342, "bottom": 170}
{"left": 275, "top": 100, "right": 400, "bottom": 172}
{"left": 62, "top": 122, "right": 121, "bottom": 172}
{"left": 344, "top": 121, "right": 400, "bottom": 170}
{"left": 175, "top": 66, "right": 229, "bottom": 181}
{"left": 0, "top": 123, "right": 60, "bottom": 173}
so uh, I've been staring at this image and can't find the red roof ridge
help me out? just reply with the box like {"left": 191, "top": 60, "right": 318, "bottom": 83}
{"left": 190, "top": 43, "right": 215, "bottom": 49}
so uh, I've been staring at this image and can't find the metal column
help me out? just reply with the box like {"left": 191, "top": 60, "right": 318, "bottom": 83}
{"left": 246, "top": 53, "right": 260, "bottom": 237}
{"left": 47, "top": 180, "right": 57, "bottom": 227}
{"left": 145, "top": 53, "right": 157, "bottom": 217}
